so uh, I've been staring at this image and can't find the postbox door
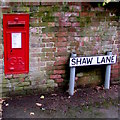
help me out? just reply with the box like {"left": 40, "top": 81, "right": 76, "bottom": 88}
{"left": 3, "top": 14, "right": 29, "bottom": 74}
{"left": 6, "top": 32, "right": 26, "bottom": 72}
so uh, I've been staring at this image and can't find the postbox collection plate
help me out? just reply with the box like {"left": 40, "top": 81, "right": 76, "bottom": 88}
{"left": 3, "top": 14, "right": 29, "bottom": 74}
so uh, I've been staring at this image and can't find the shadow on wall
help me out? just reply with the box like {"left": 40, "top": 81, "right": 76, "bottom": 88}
{"left": 76, "top": 65, "right": 106, "bottom": 88}
{"left": 60, "top": 54, "right": 71, "bottom": 92}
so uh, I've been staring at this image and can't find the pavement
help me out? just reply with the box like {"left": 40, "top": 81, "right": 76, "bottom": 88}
{"left": 2, "top": 84, "right": 120, "bottom": 119}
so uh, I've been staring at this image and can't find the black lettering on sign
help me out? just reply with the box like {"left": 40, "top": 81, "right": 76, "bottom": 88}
{"left": 97, "top": 57, "right": 100, "bottom": 64}
{"left": 87, "top": 57, "right": 93, "bottom": 64}
{"left": 101, "top": 57, "right": 105, "bottom": 63}
{"left": 111, "top": 56, "right": 114, "bottom": 63}
{"left": 82, "top": 58, "right": 86, "bottom": 64}
{"left": 106, "top": 56, "right": 111, "bottom": 63}
{"left": 76, "top": 58, "right": 82, "bottom": 65}
{"left": 71, "top": 58, "right": 76, "bottom": 66}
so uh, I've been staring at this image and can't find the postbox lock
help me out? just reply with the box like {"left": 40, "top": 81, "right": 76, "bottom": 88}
{"left": 14, "top": 17, "right": 19, "bottom": 22}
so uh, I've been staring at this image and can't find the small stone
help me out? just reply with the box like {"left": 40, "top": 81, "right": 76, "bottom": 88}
{"left": 30, "top": 112, "right": 34, "bottom": 116}
{"left": 41, "top": 108, "right": 45, "bottom": 111}
{"left": 5, "top": 103, "right": 9, "bottom": 107}
{"left": 51, "top": 94, "right": 57, "bottom": 96}
{"left": 36, "top": 103, "right": 42, "bottom": 107}
{"left": 76, "top": 73, "right": 84, "bottom": 77}
{"left": 68, "top": 96, "right": 71, "bottom": 99}
{"left": 40, "top": 95, "right": 44, "bottom": 99}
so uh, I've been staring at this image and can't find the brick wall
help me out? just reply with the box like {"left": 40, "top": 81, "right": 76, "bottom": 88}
{"left": 0, "top": 2, "right": 120, "bottom": 97}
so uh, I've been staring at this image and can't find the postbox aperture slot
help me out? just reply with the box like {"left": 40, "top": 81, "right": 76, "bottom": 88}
{"left": 8, "top": 21, "right": 25, "bottom": 27}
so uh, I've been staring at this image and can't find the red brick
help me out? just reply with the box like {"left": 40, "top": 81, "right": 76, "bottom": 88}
{"left": 74, "top": 37, "right": 81, "bottom": 41}
{"left": 5, "top": 74, "right": 12, "bottom": 79}
{"left": 2, "top": 7, "right": 11, "bottom": 13}
{"left": 48, "top": 22, "right": 55, "bottom": 27}
{"left": 50, "top": 75, "right": 61, "bottom": 79}
{"left": 30, "top": 18, "right": 38, "bottom": 23}
{"left": 46, "top": 43, "right": 54, "bottom": 47}
{"left": 41, "top": 2, "right": 57, "bottom": 6}
{"left": 46, "top": 66, "right": 54, "bottom": 71}
{"left": 64, "top": 12, "right": 79, "bottom": 17}
{"left": 25, "top": 2, "right": 40, "bottom": 5}
{"left": 60, "top": 22, "right": 71, "bottom": 27}
{"left": 57, "top": 48, "right": 67, "bottom": 53}
{"left": 46, "top": 53, "right": 54, "bottom": 57}
{"left": 0, "top": 54, "right": 3, "bottom": 59}
{"left": 69, "top": 17, "right": 77, "bottom": 22}
{"left": 111, "top": 74, "right": 119, "bottom": 79}
{"left": 117, "top": 45, "right": 120, "bottom": 48}
{"left": 55, "top": 42, "right": 67, "bottom": 47}
{"left": 59, "top": 17, "right": 69, "bottom": 22}
{"left": 55, "top": 52, "right": 69, "bottom": 57}
{"left": 69, "top": 32, "right": 80, "bottom": 37}
{"left": 20, "top": 78, "right": 25, "bottom": 82}
{"left": 54, "top": 70, "right": 65, "bottom": 74}
{"left": 40, "top": 43, "right": 45, "bottom": 47}
{"left": 54, "top": 61, "right": 66, "bottom": 66}
{"left": 42, "top": 48, "right": 56, "bottom": 52}
{"left": 54, "top": 65, "right": 65, "bottom": 70}
{"left": 68, "top": 2, "right": 81, "bottom": 5}
{"left": 112, "top": 64, "right": 120, "bottom": 69}
{"left": 111, "top": 69, "right": 119, "bottom": 74}
{"left": 42, "top": 34, "right": 47, "bottom": 38}
{"left": 38, "top": 62, "right": 45, "bottom": 67}
{"left": 68, "top": 27, "right": 76, "bottom": 32}
{"left": 89, "top": 12, "right": 95, "bottom": 17}
{"left": 13, "top": 74, "right": 22, "bottom": 78}
{"left": 80, "top": 12, "right": 89, "bottom": 17}
{"left": 79, "top": 41, "right": 84, "bottom": 46}
{"left": 41, "top": 57, "right": 56, "bottom": 61}
{"left": 58, "top": 37, "right": 67, "bottom": 42}
{"left": 72, "top": 22, "right": 80, "bottom": 27}
{"left": 42, "top": 38, "right": 57, "bottom": 42}
{"left": 69, "top": 6, "right": 81, "bottom": 11}
{"left": 56, "top": 79, "right": 64, "bottom": 83}
{"left": 48, "top": 33, "right": 55, "bottom": 37}
{"left": 56, "top": 57, "right": 68, "bottom": 61}
{"left": 58, "top": 27, "right": 67, "bottom": 32}
{"left": 56, "top": 32, "right": 68, "bottom": 37}
{"left": 53, "top": 12, "right": 62, "bottom": 17}
{"left": 30, "top": 53, "right": 45, "bottom": 57}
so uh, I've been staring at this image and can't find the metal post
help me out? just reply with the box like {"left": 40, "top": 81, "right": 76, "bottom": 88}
{"left": 104, "top": 51, "right": 112, "bottom": 89}
{"left": 69, "top": 53, "right": 76, "bottom": 96}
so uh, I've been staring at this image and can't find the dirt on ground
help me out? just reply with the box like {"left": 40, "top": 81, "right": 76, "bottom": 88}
{"left": 2, "top": 84, "right": 120, "bottom": 118}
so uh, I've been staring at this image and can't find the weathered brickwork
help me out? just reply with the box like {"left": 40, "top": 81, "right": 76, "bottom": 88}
{"left": 0, "top": 2, "right": 119, "bottom": 97}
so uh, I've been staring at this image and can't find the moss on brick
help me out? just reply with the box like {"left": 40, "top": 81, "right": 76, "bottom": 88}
{"left": 42, "top": 27, "right": 58, "bottom": 33}
{"left": 10, "top": 90, "right": 26, "bottom": 96}
{"left": 17, "top": 82, "right": 30, "bottom": 87}
{"left": 30, "top": 22, "right": 48, "bottom": 27}
{"left": 2, "top": 88, "right": 10, "bottom": 93}
{"left": 2, "top": 79, "right": 8, "bottom": 84}
{"left": 62, "top": 5, "right": 69, "bottom": 12}
{"left": 14, "top": 87, "right": 24, "bottom": 91}
{"left": 42, "top": 16, "right": 55, "bottom": 22}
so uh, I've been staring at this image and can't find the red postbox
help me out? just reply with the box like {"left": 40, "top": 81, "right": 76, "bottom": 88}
{"left": 3, "top": 14, "right": 29, "bottom": 74}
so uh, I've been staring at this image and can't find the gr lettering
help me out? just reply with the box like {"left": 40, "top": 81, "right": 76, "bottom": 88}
{"left": 9, "top": 57, "right": 24, "bottom": 65}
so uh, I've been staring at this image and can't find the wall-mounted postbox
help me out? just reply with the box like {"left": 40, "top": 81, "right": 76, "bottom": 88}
{"left": 3, "top": 14, "right": 29, "bottom": 74}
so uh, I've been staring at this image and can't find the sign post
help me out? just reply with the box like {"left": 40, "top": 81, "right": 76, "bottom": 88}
{"left": 69, "top": 53, "right": 76, "bottom": 96}
{"left": 69, "top": 52, "right": 117, "bottom": 95}
{"left": 104, "top": 51, "right": 112, "bottom": 89}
